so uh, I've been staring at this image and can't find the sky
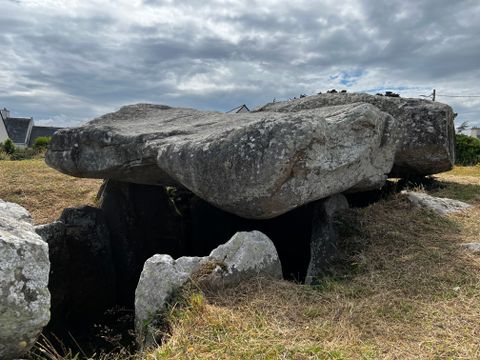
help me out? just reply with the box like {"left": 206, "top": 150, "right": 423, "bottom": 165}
{"left": 1, "top": 0, "right": 480, "bottom": 129}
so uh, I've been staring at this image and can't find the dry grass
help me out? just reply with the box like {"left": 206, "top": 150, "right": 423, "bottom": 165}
{"left": 434, "top": 166, "right": 480, "bottom": 186}
{"left": 441, "top": 165, "right": 480, "bottom": 179}
{"left": 430, "top": 166, "right": 480, "bottom": 204}
{"left": 3, "top": 160, "right": 477, "bottom": 359}
{"left": 0, "top": 159, "right": 102, "bottom": 224}
{"left": 146, "top": 168, "right": 480, "bottom": 360}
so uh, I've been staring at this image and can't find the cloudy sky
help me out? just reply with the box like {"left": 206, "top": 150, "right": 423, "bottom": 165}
{"left": 1, "top": 0, "right": 479, "bottom": 128}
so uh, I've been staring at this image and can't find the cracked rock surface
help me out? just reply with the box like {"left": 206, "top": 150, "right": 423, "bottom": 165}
{"left": 255, "top": 92, "right": 455, "bottom": 176}
{"left": 0, "top": 199, "right": 50, "bottom": 359}
{"left": 46, "top": 102, "right": 397, "bottom": 218}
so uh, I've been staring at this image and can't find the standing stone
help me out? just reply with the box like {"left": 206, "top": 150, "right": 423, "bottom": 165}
{"left": 35, "top": 206, "right": 116, "bottom": 333}
{"left": 305, "top": 194, "right": 349, "bottom": 284}
{"left": 0, "top": 199, "right": 50, "bottom": 359}
{"left": 134, "top": 254, "right": 204, "bottom": 348}
{"left": 46, "top": 102, "right": 398, "bottom": 218}
{"left": 97, "top": 180, "right": 191, "bottom": 305}
{"left": 60, "top": 206, "right": 116, "bottom": 328}
{"left": 135, "top": 230, "right": 282, "bottom": 347}
{"left": 34, "top": 221, "right": 67, "bottom": 332}
{"left": 208, "top": 231, "right": 283, "bottom": 286}
{"left": 255, "top": 92, "right": 455, "bottom": 177}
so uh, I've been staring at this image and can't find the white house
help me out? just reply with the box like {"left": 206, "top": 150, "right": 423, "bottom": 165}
{"left": 0, "top": 107, "right": 62, "bottom": 148}
{"left": 469, "top": 127, "right": 480, "bottom": 139}
{"left": 0, "top": 108, "right": 9, "bottom": 142}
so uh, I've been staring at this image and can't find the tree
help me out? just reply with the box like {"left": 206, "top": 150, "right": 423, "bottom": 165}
{"left": 33, "top": 136, "right": 51, "bottom": 152}
{"left": 385, "top": 91, "right": 400, "bottom": 97}
{"left": 455, "top": 134, "right": 480, "bottom": 166}
{"left": 3, "top": 139, "right": 15, "bottom": 155}
{"left": 456, "top": 121, "right": 470, "bottom": 133}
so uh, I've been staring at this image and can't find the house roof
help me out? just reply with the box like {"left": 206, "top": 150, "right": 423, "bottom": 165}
{"left": 0, "top": 109, "right": 6, "bottom": 126}
{"left": 28, "top": 126, "right": 62, "bottom": 146}
{"left": 226, "top": 104, "right": 250, "bottom": 113}
{"left": 4, "top": 117, "right": 32, "bottom": 144}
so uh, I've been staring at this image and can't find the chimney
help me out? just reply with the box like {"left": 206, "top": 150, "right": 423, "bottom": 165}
{"left": 0, "top": 108, "right": 10, "bottom": 119}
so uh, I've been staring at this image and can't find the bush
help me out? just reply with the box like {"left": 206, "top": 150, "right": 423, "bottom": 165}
{"left": 3, "top": 139, "right": 15, "bottom": 155}
{"left": 385, "top": 91, "right": 400, "bottom": 97}
{"left": 9, "top": 147, "right": 39, "bottom": 161}
{"left": 33, "top": 136, "right": 51, "bottom": 151}
{"left": 0, "top": 137, "right": 51, "bottom": 161}
{"left": 455, "top": 134, "right": 480, "bottom": 166}
{"left": 0, "top": 150, "right": 9, "bottom": 160}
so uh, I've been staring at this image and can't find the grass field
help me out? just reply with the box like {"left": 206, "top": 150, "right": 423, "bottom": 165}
{"left": 1, "top": 160, "right": 479, "bottom": 359}
{"left": 0, "top": 159, "right": 102, "bottom": 224}
{"left": 150, "top": 166, "right": 480, "bottom": 360}
{"left": 150, "top": 200, "right": 480, "bottom": 359}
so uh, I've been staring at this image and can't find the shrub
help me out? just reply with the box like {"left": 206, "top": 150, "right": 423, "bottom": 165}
{"left": 9, "top": 147, "right": 39, "bottom": 161}
{"left": 0, "top": 137, "right": 50, "bottom": 161}
{"left": 455, "top": 134, "right": 480, "bottom": 166}
{"left": 0, "top": 150, "right": 9, "bottom": 160}
{"left": 385, "top": 91, "right": 400, "bottom": 97}
{"left": 33, "top": 136, "right": 52, "bottom": 151}
{"left": 3, "top": 138, "right": 15, "bottom": 155}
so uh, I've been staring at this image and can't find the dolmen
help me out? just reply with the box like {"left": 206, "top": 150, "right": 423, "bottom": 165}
{"left": 40, "top": 92, "right": 455, "bottom": 346}
{"left": 46, "top": 93, "right": 454, "bottom": 219}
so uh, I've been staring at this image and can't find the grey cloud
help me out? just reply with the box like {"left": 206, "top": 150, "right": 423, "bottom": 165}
{"left": 0, "top": 0, "right": 479, "bottom": 128}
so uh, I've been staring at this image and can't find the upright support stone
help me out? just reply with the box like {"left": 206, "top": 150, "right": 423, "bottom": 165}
{"left": 305, "top": 194, "right": 349, "bottom": 284}
{"left": 0, "top": 199, "right": 50, "bottom": 359}
{"left": 98, "top": 180, "right": 191, "bottom": 305}
{"left": 35, "top": 206, "right": 116, "bottom": 332}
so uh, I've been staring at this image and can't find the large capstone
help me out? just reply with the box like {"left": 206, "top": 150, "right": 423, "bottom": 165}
{"left": 0, "top": 199, "right": 50, "bottom": 359}
{"left": 46, "top": 102, "right": 398, "bottom": 219}
{"left": 255, "top": 92, "right": 455, "bottom": 176}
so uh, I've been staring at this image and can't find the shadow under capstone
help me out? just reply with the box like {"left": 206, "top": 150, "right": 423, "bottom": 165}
{"left": 40, "top": 180, "right": 317, "bottom": 355}
{"left": 99, "top": 180, "right": 315, "bottom": 307}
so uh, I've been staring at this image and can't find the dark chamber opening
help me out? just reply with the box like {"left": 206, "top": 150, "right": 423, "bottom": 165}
{"left": 43, "top": 182, "right": 315, "bottom": 355}
{"left": 102, "top": 182, "right": 315, "bottom": 308}
{"left": 187, "top": 194, "right": 314, "bottom": 282}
